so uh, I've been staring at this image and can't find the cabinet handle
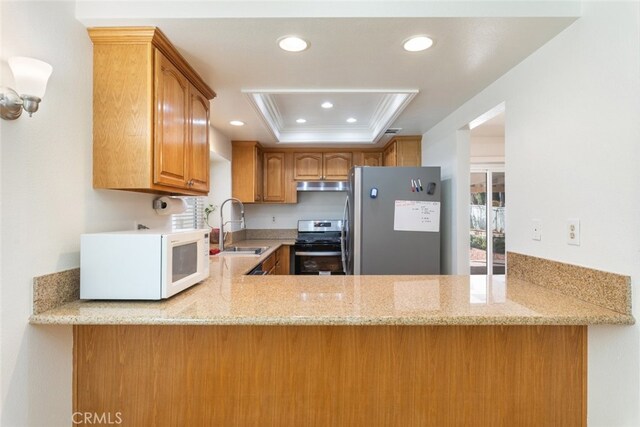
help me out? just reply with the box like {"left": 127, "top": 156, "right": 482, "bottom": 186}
{"left": 187, "top": 179, "right": 194, "bottom": 187}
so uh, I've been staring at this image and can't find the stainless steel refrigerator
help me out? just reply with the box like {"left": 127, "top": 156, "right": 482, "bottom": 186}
{"left": 341, "top": 166, "right": 441, "bottom": 275}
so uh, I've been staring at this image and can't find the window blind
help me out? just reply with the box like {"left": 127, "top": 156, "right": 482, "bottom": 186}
{"left": 171, "top": 197, "right": 205, "bottom": 230}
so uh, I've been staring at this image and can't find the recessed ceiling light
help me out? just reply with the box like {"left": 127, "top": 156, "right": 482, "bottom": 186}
{"left": 296, "top": 118, "right": 307, "bottom": 124}
{"left": 403, "top": 35, "right": 434, "bottom": 52}
{"left": 229, "top": 120, "right": 245, "bottom": 126}
{"left": 346, "top": 117, "right": 357, "bottom": 123}
{"left": 321, "top": 102, "right": 333, "bottom": 109}
{"left": 278, "top": 36, "right": 309, "bottom": 52}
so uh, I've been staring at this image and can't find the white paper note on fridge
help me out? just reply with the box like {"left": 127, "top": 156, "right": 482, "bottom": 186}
{"left": 393, "top": 200, "right": 440, "bottom": 232}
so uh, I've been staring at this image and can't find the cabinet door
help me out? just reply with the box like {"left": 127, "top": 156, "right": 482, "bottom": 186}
{"left": 363, "top": 152, "right": 382, "bottom": 167}
{"left": 188, "top": 86, "right": 210, "bottom": 193}
{"left": 294, "top": 153, "right": 323, "bottom": 180}
{"left": 323, "top": 152, "right": 352, "bottom": 180}
{"left": 275, "top": 245, "right": 290, "bottom": 275}
{"left": 396, "top": 137, "right": 422, "bottom": 166}
{"left": 263, "top": 152, "right": 285, "bottom": 202}
{"left": 154, "top": 51, "right": 189, "bottom": 189}
{"left": 255, "top": 147, "right": 263, "bottom": 202}
{"left": 383, "top": 142, "right": 397, "bottom": 166}
{"left": 231, "top": 142, "right": 261, "bottom": 203}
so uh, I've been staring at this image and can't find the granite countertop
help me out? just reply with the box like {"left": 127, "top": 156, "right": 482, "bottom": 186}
{"left": 29, "top": 240, "right": 634, "bottom": 326}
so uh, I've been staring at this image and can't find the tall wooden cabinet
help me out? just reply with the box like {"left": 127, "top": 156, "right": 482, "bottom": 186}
{"left": 89, "top": 27, "right": 216, "bottom": 196}
{"left": 382, "top": 136, "right": 422, "bottom": 167}
{"left": 232, "top": 142, "right": 296, "bottom": 204}
{"left": 232, "top": 141, "right": 263, "bottom": 203}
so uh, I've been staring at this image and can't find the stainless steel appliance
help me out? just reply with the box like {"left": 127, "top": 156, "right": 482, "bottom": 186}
{"left": 294, "top": 220, "right": 344, "bottom": 275}
{"left": 342, "top": 166, "right": 441, "bottom": 275}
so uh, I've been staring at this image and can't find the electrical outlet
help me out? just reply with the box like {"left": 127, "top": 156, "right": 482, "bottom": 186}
{"left": 567, "top": 219, "right": 580, "bottom": 246}
{"left": 532, "top": 219, "right": 542, "bottom": 241}
{"left": 272, "top": 216, "right": 276, "bottom": 223}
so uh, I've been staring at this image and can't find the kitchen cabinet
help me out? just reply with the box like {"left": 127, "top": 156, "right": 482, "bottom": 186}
{"left": 274, "top": 245, "right": 291, "bottom": 275}
{"left": 323, "top": 152, "right": 352, "bottom": 180}
{"left": 263, "top": 152, "right": 297, "bottom": 204}
{"left": 382, "top": 136, "right": 422, "bottom": 167}
{"left": 354, "top": 151, "right": 383, "bottom": 167}
{"left": 383, "top": 142, "right": 397, "bottom": 166}
{"left": 294, "top": 152, "right": 352, "bottom": 180}
{"left": 262, "top": 252, "right": 276, "bottom": 275}
{"left": 263, "top": 152, "right": 285, "bottom": 202}
{"left": 293, "top": 153, "right": 323, "bottom": 180}
{"left": 232, "top": 141, "right": 263, "bottom": 203}
{"left": 89, "top": 27, "right": 216, "bottom": 196}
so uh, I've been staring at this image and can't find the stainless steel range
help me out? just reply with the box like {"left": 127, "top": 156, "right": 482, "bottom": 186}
{"left": 294, "top": 220, "right": 344, "bottom": 275}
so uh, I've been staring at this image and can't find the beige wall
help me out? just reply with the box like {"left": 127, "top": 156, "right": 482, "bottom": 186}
{"left": 1, "top": 2, "right": 169, "bottom": 425}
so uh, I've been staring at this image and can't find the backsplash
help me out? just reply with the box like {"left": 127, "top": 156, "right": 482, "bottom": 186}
{"left": 507, "top": 252, "right": 632, "bottom": 315}
{"left": 33, "top": 268, "right": 80, "bottom": 315}
{"left": 244, "top": 192, "right": 346, "bottom": 229}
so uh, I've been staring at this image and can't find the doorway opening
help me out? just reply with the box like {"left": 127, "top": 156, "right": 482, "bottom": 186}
{"left": 468, "top": 105, "right": 505, "bottom": 275}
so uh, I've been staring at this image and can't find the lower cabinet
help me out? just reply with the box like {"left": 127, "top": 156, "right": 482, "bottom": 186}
{"left": 264, "top": 245, "right": 291, "bottom": 275}
{"left": 262, "top": 252, "right": 276, "bottom": 275}
{"left": 274, "top": 245, "right": 291, "bottom": 275}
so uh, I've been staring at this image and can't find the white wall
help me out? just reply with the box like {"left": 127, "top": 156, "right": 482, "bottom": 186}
{"left": 1, "top": 2, "right": 170, "bottom": 425}
{"left": 422, "top": 131, "right": 470, "bottom": 275}
{"left": 210, "top": 126, "right": 231, "bottom": 161}
{"left": 207, "top": 153, "right": 231, "bottom": 228}
{"left": 244, "top": 192, "right": 346, "bottom": 229}
{"left": 469, "top": 136, "right": 505, "bottom": 163}
{"left": 422, "top": 3, "right": 640, "bottom": 425}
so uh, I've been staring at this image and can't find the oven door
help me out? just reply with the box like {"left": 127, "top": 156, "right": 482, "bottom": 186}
{"left": 294, "top": 249, "right": 344, "bottom": 275}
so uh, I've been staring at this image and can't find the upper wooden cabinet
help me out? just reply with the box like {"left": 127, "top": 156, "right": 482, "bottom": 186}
{"left": 294, "top": 152, "right": 352, "bottom": 180}
{"left": 323, "top": 152, "right": 352, "bottom": 180}
{"left": 89, "top": 27, "right": 216, "bottom": 196}
{"left": 232, "top": 141, "right": 263, "bottom": 203}
{"left": 382, "top": 136, "right": 422, "bottom": 167}
{"left": 263, "top": 152, "right": 285, "bottom": 202}
{"left": 293, "top": 153, "right": 323, "bottom": 180}
{"left": 266, "top": 152, "right": 297, "bottom": 204}
{"left": 383, "top": 143, "right": 397, "bottom": 167}
{"left": 354, "top": 152, "right": 383, "bottom": 167}
{"left": 188, "top": 86, "right": 211, "bottom": 193}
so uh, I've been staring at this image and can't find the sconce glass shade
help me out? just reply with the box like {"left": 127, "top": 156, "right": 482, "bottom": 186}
{"left": 8, "top": 57, "right": 52, "bottom": 99}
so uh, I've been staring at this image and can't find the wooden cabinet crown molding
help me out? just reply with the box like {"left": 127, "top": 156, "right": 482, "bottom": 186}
{"left": 88, "top": 27, "right": 216, "bottom": 100}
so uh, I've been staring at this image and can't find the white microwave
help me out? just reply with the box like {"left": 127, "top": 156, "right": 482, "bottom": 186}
{"left": 80, "top": 228, "right": 210, "bottom": 300}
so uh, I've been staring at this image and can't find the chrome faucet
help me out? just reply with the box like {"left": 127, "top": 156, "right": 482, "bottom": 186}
{"left": 219, "top": 197, "right": 245, "bottom": 251}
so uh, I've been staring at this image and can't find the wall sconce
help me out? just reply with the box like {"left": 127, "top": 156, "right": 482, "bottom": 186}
{"left": 0, "top": 57, "right": 53, "bottom": 120}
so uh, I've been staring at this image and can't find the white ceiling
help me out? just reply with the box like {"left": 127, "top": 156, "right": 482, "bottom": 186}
{"left": 77, "top": 2, "right": 578, "bottom": 147}
{"left": 245, "top": 90, "right": 417, "bottom": 144}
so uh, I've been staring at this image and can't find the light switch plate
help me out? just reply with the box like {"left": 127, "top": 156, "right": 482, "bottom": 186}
{"left": 567, "top": 218, "right": 580, "bottom": 245}
{"left": 532, "top": 219, "right": 542, "bottom": 241}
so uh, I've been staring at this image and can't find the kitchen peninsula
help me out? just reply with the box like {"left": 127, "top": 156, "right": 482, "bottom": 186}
{"left": 31, "top": 243, "right": 633, "bottom": 426}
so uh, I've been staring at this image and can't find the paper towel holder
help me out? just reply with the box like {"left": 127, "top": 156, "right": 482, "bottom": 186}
{"left": 152, "top": 198, "right": 167, "bottom": 210}
{"left": 152, "top": 196, "right": 187, "bottom": 215}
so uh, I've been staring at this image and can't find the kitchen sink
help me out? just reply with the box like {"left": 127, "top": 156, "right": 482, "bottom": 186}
{"left": 221, "top": 246, "right": 269, "bottom": 255}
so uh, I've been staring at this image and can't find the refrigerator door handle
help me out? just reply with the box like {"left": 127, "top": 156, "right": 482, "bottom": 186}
{"left": 341, "top": 195, "right": 349, "bottom": 274}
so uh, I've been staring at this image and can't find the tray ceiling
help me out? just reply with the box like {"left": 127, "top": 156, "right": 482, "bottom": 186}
{"left": 77, "top": 2, "right": 579, "bottom": 147}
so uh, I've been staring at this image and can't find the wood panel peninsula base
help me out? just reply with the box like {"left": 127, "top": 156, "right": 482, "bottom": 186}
{"left": 74, "top": 324, "right": 586, "bottom": 426}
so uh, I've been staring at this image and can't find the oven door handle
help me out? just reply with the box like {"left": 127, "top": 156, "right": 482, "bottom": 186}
{"left": 295, "top": 251, "right": 342, "bottom": 256}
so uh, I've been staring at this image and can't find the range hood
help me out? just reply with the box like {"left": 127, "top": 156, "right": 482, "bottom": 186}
{"left": 296, "top": 181, "right": 348, "bottom": 192}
